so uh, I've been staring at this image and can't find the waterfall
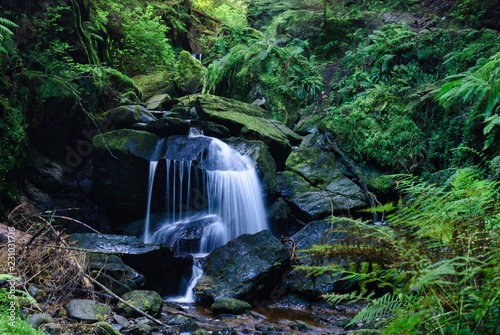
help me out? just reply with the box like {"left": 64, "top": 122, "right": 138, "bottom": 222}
{"left": 165, "top": 259, "right": 203, "bottom": 304}
{"left": 142, "top": 135, "right": 269, "bottom": 301}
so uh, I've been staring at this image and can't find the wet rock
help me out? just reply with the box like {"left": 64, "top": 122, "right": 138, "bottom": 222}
{"left": 211, "top": 297, "right": 252, "bottom": 315}
{"left": 167, "top": 314, "right": 190, "bottom": 325}
{"left": 213, "top": 328, "right": 237, "bottom": 335}
{"left": 268, "top": 198, "right": 292, "bottom": 235}
{"left": 277, "top": 170, "right": 365, "bottom": 221}
{"left": 115, "top": 290, "right": 163, "bottom": 317}
{"left": 113, "top": 314, "right": 129, "bottom": 330}
{"left": 92, "top": 129, "right": 162, "bottom": 215}
{"left": 38, "top": 322, "right": 62, "bottom": 335}
{"left": 27, "top": 313, "right": 54, "bottom": 329}
{"left": 179, "top": 318, "right": 200, "bottom": 333}
{"left": 87, "top": 253, "right": 145, "bottom": 296}
{"left": 67, "top": 233, "right": 175, "bottom": 292}
{"left": 225, "top": 138, "right": 277, "bottom": 199}
{"left": 65, "top": 299, "right": 111, "bottom": 322}
{"left": 287, "top": 218, "right": 358, "bottom": 299}
{"left": 146, "top": 93, "right": 171, "bottom": 110}
{"left": 192, "top": 329, "right": 210, "bottom": 335}
{"left": 195, "top": 230, "right": 290, "bottom": 305}
{"left": 25, "top": 147, "right": 66, "bottom": 194}
{"left": 93, "top": 321, "right": 123, "bottom": 335}
{"left": 102, "top": 105, "right": 156, "bottom": 129}
{"left": 289, "top": 320, "right": 313, "bottom": 331}
{"left": 144, "top": 117, "right": 190, "bottom": 137}
{"left": 191, "top": 119, "right": 231, "bottom": 138}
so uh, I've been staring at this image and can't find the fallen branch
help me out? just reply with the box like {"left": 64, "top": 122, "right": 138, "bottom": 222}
{"left": 192, "top": 8, "right": 222, "bottom": 23}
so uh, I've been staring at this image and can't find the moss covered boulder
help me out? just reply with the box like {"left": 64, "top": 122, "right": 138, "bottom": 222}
{"left": 211, "top": 297, "right": 252, "bottom": 315}
{"left": 92, "top": 129, "right": 162, "bottom": 214}
{"left": 175, "top": 50, "right": 207, "bottom": 94}
{"left": 115, "top": 290, "right": 163, "bottom": 318}
{"left": 277, "top": 170, "right": 366, "bottom": 221}
{"left": 65, "top": 299, "right": 111, "bottom": 322}
{"left": 145, "top": 93, "right": 171, "bottom": 110}
{"left": 192, "top": 94, "right": 301, "bottom": 169}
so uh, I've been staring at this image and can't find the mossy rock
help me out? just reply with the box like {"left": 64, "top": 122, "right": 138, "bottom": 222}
{"left": 175, "top": 50, "right": 207, "bottom": 94}
{"left": 133, "top": 72, "right": 177, "bottom": 99}
{"left": 277, "top": 170, "right": 366, "bottom": 221}
{"left": 193, "top": 94, "right": 299, "bottom": 169}
{"left": 115, "top": 290, "right": 163, "bottom": 318}
{"left": 145, "top": 93, "right": 171, "bottom": 110}
{"left": 93, "top": 321, "right": 123, "bottom": 335}
{"left": 92, "top": 129, "right": 162, "bottom": 212}
{"left": 103, "top": 68, "right": 142, "bottom": 102}
{"left": 65, "top": 299, "right": 111, "bottom": 322}
{"left": 101, "top": 105, "right": 156, "bottom": 129}
{"left": 211, "top": 297, "right": 252, "bottom": 315}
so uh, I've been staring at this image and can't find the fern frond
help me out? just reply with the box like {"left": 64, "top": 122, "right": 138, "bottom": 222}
{"left": 348, "top": 293, "right": 403, "bottom": 326}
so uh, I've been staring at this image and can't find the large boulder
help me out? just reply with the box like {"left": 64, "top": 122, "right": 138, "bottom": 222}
{"left": 86, "top": 253, "right": 146, "bottom": 296}
{"left": 145, "top": 93, "right": 171, "bottom": 110}
{"left": 143, "top": 117, "right": 190, "bottom": 137}
{"left": 211, "top": 297, "right": 252, "bottom": 315}
{"left": 92, "top": 129, "right": 163, "bottom": 217}
{"left": 65, "top": 299, "right": 111, "bottom": 322}
{"left": 277, "top": 169, "right": 366, "bottom": 222}
{"left": 102, "top": 105, "right": 156, "bottom": 129}
{"left": 195, "top": 230, "right": 290, "bottom": 305}
{"left": 287, "top": 218, "right": 358, "bottom": 299}
{"left": 191, "top": 94, "right": 300, "bottom": 169}
{"left": 225, "top": 138, "right": 277, "bottom": 199}
{"left": 67, "top": 234, "right": 178, "bottom": 293}
{"left": 175, "top": 50, "right": 207, "bottom": 94}
{"left": 115, "top": 290, "right": 163, "bottom": 317}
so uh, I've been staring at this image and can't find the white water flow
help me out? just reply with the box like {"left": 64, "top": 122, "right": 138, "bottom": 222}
{"left": 142, "top": 135, "right": 268, "bottom": 302}
{"left": 165, "top": 259, "right": 203, "bottom": 303}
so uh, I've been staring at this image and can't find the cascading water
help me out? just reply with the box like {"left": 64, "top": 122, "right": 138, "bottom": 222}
{"left": 142, "top": 135, "right": 268, "bottom": 301}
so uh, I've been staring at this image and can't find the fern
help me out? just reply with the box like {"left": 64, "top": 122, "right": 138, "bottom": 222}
{"left": 437, "top": 52, "right": 500, "bottom": 150}
{"left": 348, "top": 293, "right": 404, "bottom": 326}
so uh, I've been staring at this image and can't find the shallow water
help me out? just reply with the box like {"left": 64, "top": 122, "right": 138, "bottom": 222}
{"left": 161, "top": 299, "right": 362, "bottom": 334}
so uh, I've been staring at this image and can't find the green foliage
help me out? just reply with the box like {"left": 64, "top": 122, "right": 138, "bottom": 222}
{"left": 437, "top": 52, "right": 500, "bottom": 151}
{"left": 207, "top": 23, "right": 322, "bottom": 122}
{"left": 300, "top": 168, "right": 500, "bottom": 334}
{"left": 451, "top": 0, "right": 500, "bottom": 30}
{"left": 324, "top": 84, "right": 424, "bottom": 171}
{"left": 0, "top": 314, "right": 44, "bottom": 335}
{"left": 102, "top": 4, "right": 176, "bottom": 75}
{"left": 0, "top": 16, "right": 17, "bottom": 54}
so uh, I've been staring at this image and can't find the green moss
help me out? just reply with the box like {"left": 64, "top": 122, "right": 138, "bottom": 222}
{"left": 93, "top": 129, "right": 160, "bottom": 161}
{"left": 0, "top": 314, "right": 44, "bottom": 335}
{"left": 175, "top": 50, "right": 207, "bottom": 94}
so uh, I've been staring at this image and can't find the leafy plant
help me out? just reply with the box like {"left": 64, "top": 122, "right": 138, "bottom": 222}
{"left": 437, "top": 51, "right": 500, "bottom": 151}
{"left": 207, "top": 24, "right": 322, "bottom": 123}
{"left": 0, "top": 16, "right": 17, "bottom": 53}
{"left": 299, "top": 167, "right": 500, "bottom": 334}
{"left": 323, "top": 84, "right": 424, "bottom": 171}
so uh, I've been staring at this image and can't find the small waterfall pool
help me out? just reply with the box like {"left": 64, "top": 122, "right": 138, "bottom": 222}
{"left": 142, "top": 134, "right": 269, "bottom": 302}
